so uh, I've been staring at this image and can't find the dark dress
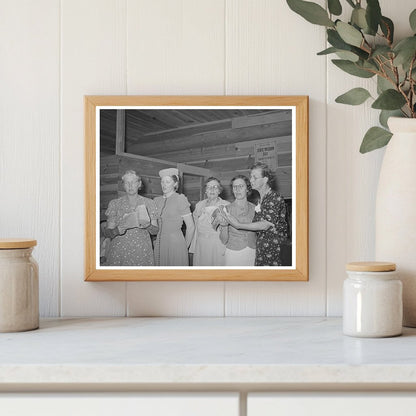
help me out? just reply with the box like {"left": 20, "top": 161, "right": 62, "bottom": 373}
{"left": 253, "top": 190, "right": 289, "bottom": 266}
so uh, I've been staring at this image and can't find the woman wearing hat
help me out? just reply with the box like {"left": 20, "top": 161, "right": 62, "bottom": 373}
{"left": 154, "top": 168, "right": 195, "bottom": 266}
{"left": 104, "top": 170, "right": 158, "bottom": 266}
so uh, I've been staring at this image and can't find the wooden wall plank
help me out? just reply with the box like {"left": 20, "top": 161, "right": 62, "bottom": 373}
{"left": 127, "top": 282, "right": 226, "bottom": 317}
{"left": 9, "top": 0, "right": 408, "bottom": 317}
{"left": 326, "top": 0, "right": 416, "bottom": 316}
{"left": 126, "top": 0, "right": 225, "bottom": 95}
{"left": 61, "top": 0, "right": 128, "bottom": 316}
{"left": 0, "top": 1, "right": 60, "bottom": 317}
{"left": 224, "top": 0, "right": 327, "bottom": 316}
{"left": 125, "top": 0, "right": 226, "bottom": 316}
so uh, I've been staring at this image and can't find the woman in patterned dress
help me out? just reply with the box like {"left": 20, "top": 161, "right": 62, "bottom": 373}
{"left": 224, "top": 162, "right": 288, "bottom": 266}
{"left": 153, "top": 168, "right": 195, "bottom": 266}
{"left": 190, "top": 177, "right": 229, "bottom": 266}
{"left": 105, "top": 170, "right": 158, "bottom": 266}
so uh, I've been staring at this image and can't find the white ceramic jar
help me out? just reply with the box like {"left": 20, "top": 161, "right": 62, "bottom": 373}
{"left": 0, "top": 239, "right": 39, "bottom": 332}
{"left": 343, "top": 262, "right": 402, "bottom": 338}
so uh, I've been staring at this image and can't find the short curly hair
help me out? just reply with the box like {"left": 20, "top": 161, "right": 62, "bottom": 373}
{"left": 121, "top": 170, "right": 142, "bottom": 189}
{"left": 204, "top": 177, "right": 223, "bottom": 193}
{"left": 231, "top": 174, "right": 252, "bottom": 193}
{"left": 250, "top": 162, "right": 275, "bottom": 187}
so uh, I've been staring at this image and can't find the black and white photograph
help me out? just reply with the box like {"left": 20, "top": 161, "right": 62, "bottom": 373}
{"left": 98, "top": 106, "right": 294, "bottom": 269}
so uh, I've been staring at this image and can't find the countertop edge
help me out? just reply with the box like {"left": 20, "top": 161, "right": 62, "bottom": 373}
{"left": 1, "top": 364, "right": 416, "bottom": 385}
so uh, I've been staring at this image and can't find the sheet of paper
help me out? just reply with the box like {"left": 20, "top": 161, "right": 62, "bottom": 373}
{"left": 136, "top": 204, "right": 150, "bottom": 223}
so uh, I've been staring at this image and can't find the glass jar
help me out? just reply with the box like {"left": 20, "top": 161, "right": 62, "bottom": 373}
{"left": 0, "top": 239, "right": 39, "bottom": 332}
{"left": 343, "top": 262, "right": 402, "bottom": 337}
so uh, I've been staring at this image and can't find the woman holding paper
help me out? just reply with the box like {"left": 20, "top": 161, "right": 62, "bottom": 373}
{"left": 154, "top": 168, "right": 195, "bottom": 266}
{"left": 190, "top": 177, "right": 229, "bottom": 266}
{"left": 219, "top": 175, "right": 257, "bottom": 266}
{"left": 105, "top": 170, "right": 158, "bottom": 266}
{"left": 223, "top": 162, "right": 288, "bottom": 266}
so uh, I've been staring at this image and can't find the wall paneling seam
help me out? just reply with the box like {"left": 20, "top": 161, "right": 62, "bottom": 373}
{"left": 59, "top": 0, "right": 63, "bottom": 317}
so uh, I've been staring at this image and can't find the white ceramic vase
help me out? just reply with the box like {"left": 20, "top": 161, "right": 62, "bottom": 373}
{"left": 375, "top": 117, "right": 416, "bottom": 327}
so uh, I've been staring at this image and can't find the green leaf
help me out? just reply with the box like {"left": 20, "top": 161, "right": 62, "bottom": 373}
{"left": 410, "top": 9, "right": 416, "bottom": 32}
{"left": 317, "top": 47, "right": 338, "bottom": 55}
{"left": 327, "top": 29, "right": 348, "bottom": 49}
{"left": 366, "top": 0, "right": 382, "bottom": 35}
{"left": 372, "top": 89, "right": 407, "bottom": 110}
{"left": 336, "top": 21, "right": 363, "bottom": 47}
{"left": 286, "top": 0, "right": 335, "bottom": 27}
{"left": 380, "top": 16, "right": 394, "bottom": 44}
{"left": 351, "top": 7, "right": 369, "bottom": 32}
{"left": 393, "top": 36, "right": 416, "bottom": 71}
{"left": 328, "top": 0, "right": 342, "bottom": 16}
{"left": 377, "top": 75, "right": 393, "bottom": 94}
{"left": 317, "top": 46, "right": 359, "bottom": 61}
{"left": 332, "top": 59, "right": 375, "bottom": 78}
{"left": 371, "top": 46, "right": 392, "bottom": 58}
{"left": 327, "top": 29, "right": 369, "bottom": 59}
{"left": 360, "top": 127, "right": 392, "bottom": 153}
{"left": 335, "top": 87, "right": 371, "bottom": 105}
{"left": 335, "top": 50, "right": 359, "bottom": 62}
{"left": 362, "top": 59, "right": 379, "bottom": 71}
{"left": 379, "top": 110, "right": 402, "bottom": 129}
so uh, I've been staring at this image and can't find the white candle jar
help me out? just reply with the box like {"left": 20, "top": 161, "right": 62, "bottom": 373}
{"left": 343, "top": 262, "right": 402, "bottom": 338}
{"left": 0, "top": 239, "right": 39, "bottom": 332}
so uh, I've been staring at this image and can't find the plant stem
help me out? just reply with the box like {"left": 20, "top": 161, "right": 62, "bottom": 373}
{"left": 409, "top": 56, "right": 416, "bottom": 117}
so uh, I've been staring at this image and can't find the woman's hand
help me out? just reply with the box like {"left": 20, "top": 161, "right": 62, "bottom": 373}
{"left": 264, "top": 220, "right": 275, "bottom": 231}
{"left": 138, "top": 221, "right": 150, "bottom": 229}
{"left": 119, "top": 214, "right": 137, "bottom": 230}
{"left": 223, "top": 211, "right": 241, "bottom": 228}
{"left": 215, "top": 211, "right": 229, "bottom": 226}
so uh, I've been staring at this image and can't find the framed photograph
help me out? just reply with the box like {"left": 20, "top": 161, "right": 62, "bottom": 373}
{"left": 85, "top": 96, "right": 308, "bottom": 281}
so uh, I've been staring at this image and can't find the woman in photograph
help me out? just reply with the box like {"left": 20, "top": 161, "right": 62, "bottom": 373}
{"left": 154, "top": 168, "right": 195, "bottom": 266}
{"left": 224, "top": 162, "right": 289, "bottom": 266}
{"left": 219, "top": 175, "right": 257, "bottom": 266}
{"left": 190, "top": 177, "right": 230, "bottom": 266}
{"left": 105, "top": 170, "right": 158, "bottom": 266}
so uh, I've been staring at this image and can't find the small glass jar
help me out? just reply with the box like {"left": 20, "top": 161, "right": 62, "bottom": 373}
{"left": 343, "top": 261, "right": 403, "bottom": 338}
{"left": 0, "top": 239, "right": 39, "bottom": 332}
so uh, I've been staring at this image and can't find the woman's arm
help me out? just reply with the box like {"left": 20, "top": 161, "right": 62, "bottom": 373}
{"left": 146, "top": 218, "right": 159, "bottom": 235}
{"left": 224, "top": 212, "right": 274, "bottom": 231}
{"left": 183, "top": 213, "right": 195, "bottom": 248}
{"left": 104, "top": 200, "right": 123, "bottom": 238}
{"left": 219, "top": 225, "right": 229, "bottom": 245}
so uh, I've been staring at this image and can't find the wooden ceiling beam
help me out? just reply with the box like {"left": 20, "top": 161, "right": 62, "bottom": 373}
{"left": 149, "top": 136, "right": 292, "bottom": 163}
{"left": 127, "top": 119, "right": 231, "bottom": 144}
{"left": 127, "top": 121, "right": 292, "bottom": 156}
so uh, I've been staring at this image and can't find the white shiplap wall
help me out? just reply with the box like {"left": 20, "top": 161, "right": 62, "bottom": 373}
{"left": 1, "top": 0, "right": 412, "bottom": 317}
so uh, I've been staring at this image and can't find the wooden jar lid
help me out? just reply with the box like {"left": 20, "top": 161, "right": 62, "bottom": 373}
{"left": 346, "top": 261, "right": 396, "bottom": 272}
{"left": 0, "top": 239, "right": 37, "bottom": 249}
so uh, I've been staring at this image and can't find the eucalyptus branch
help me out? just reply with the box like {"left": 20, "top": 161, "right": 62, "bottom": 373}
{"left": 377, "top": 23, "right": 393, "bottom": 48}
{"left": 390, "top": 58, "right": 400, "bottom": 86}
{"left": 362, "top": 37, "right": 373, "bottom": 53}
{"left": 375, "top": 57, "right": 400, "bottom": 89}
{"left": 287, "top": 0, "right": 416, "bottom": 151}
{"left": 408, "top": 56, "right": 416, "bottom": 117}
{"left": 397, "top": 82, "right": 413, "bottom": 117}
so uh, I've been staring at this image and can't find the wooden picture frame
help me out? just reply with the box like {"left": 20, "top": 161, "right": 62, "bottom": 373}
{"left": 85, "top": 96, "right": 308, "bottom": 281}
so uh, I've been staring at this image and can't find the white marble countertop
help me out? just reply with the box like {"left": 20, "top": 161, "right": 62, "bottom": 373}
{"left": 1, "top": 317, "right": 416, "bottom": 390}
